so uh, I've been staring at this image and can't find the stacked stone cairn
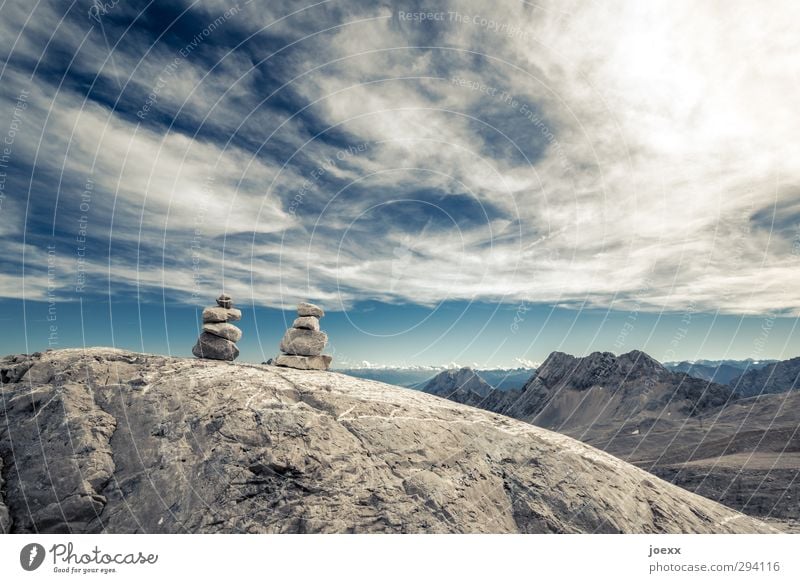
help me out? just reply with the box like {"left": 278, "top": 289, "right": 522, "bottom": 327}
{"left": 274, "top": 302, "right": 332, "bottom": 370}
{"left": 192, "top": 293, "right": 242, "bottom": 361}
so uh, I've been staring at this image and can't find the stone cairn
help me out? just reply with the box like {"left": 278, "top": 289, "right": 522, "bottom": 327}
{"left": 192, "top": 293, "right": 242, "bottom": 361}
{"left": 273, "top": 302, "right": 332, "bottom": 370}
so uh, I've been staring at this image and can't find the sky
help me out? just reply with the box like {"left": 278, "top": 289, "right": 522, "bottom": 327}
{"left": 0, "top": 0, "right": 798, "bottom": 367}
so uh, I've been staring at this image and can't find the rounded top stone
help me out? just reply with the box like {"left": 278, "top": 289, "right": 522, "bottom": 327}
{"left": 203, "top": 306, "right": 241, "bottom": 323}
{"left": 217, "top": 293, "right": 233, "bottom": 308}
{"left": 297, "top": 302, "right": 324, "bottom": 318}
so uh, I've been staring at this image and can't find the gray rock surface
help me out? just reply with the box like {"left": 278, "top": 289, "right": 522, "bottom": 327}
{"left": 202, "top": 322, "right": 243, "bottom": 342}
{"left": 216, "top": 294, "right": 233, "bottom": 309}
{"left": 192, "top": 332, "right": 240, "bottom": 361}
{"left": 0, "top": 365, "right": 116, "bottom": 533}
{"left": 1, "top": 352, "right": 35, "bottom": 383}
{"left": 274, "top": 354, "right": 332, "bottom": 371}
{"left": 292, "top": 316, "right": 320, "bottom": 331}
{"left": 279, "top": 328, "right": 328, "bottom": 357}
{"left": 297, "top": 302, "right": 324, "bottom": 318}
{"left": 0, "top": 454, "right": 9, "bottom": 533}
{"left": 202, "top": 306, "right": 242, "bottom": 323}
{"left": 0, "top": 348, "right": 779, "bottom": 533}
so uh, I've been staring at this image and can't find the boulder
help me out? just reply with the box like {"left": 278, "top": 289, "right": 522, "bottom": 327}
{"left": 273, "top": 354, "right": 332, "bottom": 371}
{"left": 0, "top": 355, "right": 33, "bottom": 384}
{"left": 192, "top": 332, "right": 240, "bottom": 361}
{"left": 0, "top": 348, "right": 782, "bottom": 534}
{"left": 292, "top": 316, "right": 320, "bottom": 331}
{"left": 202, "top": 322, "right": 243, "bottom": 342}
{"left": 279, "top": 328, "right": 328, "bottom": 356}
{"left": 202, "top": 307, "right": 242, "bottom": 323}
{"left": 297, "top": 302, "right": 324, "bottom": 318}
{"left": 216, "top": 294, "right": 233, "bottom": 309}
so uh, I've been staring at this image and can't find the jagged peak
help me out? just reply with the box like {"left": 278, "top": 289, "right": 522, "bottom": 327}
{"left": 424, "top": 366, "right": 493, "bottom": 398}
{"left": 527, "top": 349, "right": 668, "bottom": 391}
{"left": 617, "top": 350, "right": 667, "bottom": 372}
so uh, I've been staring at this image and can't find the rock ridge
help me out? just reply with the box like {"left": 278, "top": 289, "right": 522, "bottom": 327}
{"left": 0, "top": 348, "right": 777, "bottom": 534}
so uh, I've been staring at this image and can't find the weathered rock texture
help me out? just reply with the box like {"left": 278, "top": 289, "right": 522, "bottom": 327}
{"left": 0, "top": 454, "right": 10, "bottom": 533}
{"left": 202, "top": 322, "right": 243, "bottom": 343}
{"left": 292, "top": 316, "right": 320, "bottom": 331}
{"left": 275, "top": 303, "right": 332, "bottom": 370}
{"left": 273, "top": 354, "right": 332, "bottom": 370}
{"left": 0, "top": 348, "right": 779, "bottom": 534}
{"left": 297, "top": 302, "right": 324, "bottom": 318}
{"left": 194, "top": 295, "right": 242, "bottom": 361}
{"left": 201, "top": 307, "right": 242, "bottom": 323}
{"left": 279, "top": 328, "right": 328, "bottom": 357}
{"left": 192, "top": 332, "right": 240, "bottom": 361}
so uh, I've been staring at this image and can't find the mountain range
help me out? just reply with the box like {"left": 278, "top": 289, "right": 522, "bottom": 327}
{"left": 421, "top": 367, "right": 495, "bottom": 407}
{"left": 728, "top": 357, "right": 800, "bottom": 397}
{"left": 421, "top": 351, "right": 800, "bottom": 522}
{"left": 664, "top": 361, "right": 755, "bottom": 384}
{"left": 340, "top": 358, "right": 787, "bottom": 394}
{"left": 338, "top": 366, "right": 534, "bottom": 390}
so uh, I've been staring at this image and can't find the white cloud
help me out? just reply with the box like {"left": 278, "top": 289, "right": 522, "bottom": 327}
{"left": 1, "top": 0, "right": 799, "bottom": 315}
{"left": 514, "top": 357, "right": 540, "bottom": 369}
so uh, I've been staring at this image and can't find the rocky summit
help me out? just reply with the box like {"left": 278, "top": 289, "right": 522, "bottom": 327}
{"left": 422, "top": 367, "right": 497, "bottom": 408}
{"left": 0, "top": 348, "right": 778, "bottom": 534}
{"left": 274, "top": 302, "right": 332, "bottom": 371}
{"left": 497, "top": 350, "right": 734, "bottom": 429}
{"left": 193, "top": 294, "right": 242, "bottom": 361}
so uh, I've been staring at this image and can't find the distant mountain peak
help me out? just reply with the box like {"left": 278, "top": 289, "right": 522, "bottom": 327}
{"left": 532, "top": 349, "right": 667, "bottom": 392}
{"left": 501, "top": 349, "right": 732, "bottom": 428}
{"left": 423, "top": 367, "right": 494, "bottom": 401}
{"left": 617, "top": 350, "right": 669, "bottom": 374}
{"left": 730, "top": 356, "right": 800, "bottom": 397}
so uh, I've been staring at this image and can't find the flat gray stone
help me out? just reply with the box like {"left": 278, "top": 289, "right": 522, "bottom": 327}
{"left": 273, "top": 354, "right": 332, "bottom": 371}
{"left": 202, "top": 306, "right": 242, "bottom": 323}
{"left": 216, "top": 294, "right": 233, "bottom": 309}
{"left": 192, "top": 332, "right": 239, "bottom": 361}
{"left": 297, "top": 302, "right": 324, "bottom": 318}
{"left": 279, "top": 328, "right": 327, "bottom": 356}
{"left": 202, "top": 322, "right": 242, "bottom": 342}
{"left": 292, "top": 316, "right": 320, "bottom": 331}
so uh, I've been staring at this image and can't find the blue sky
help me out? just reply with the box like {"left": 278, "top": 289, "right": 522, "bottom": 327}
{"left": 3, "top": 298, "right": 797, "bottom": 368}
{"left": 0, "top": 0, "right": 798, "bottom": 367}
